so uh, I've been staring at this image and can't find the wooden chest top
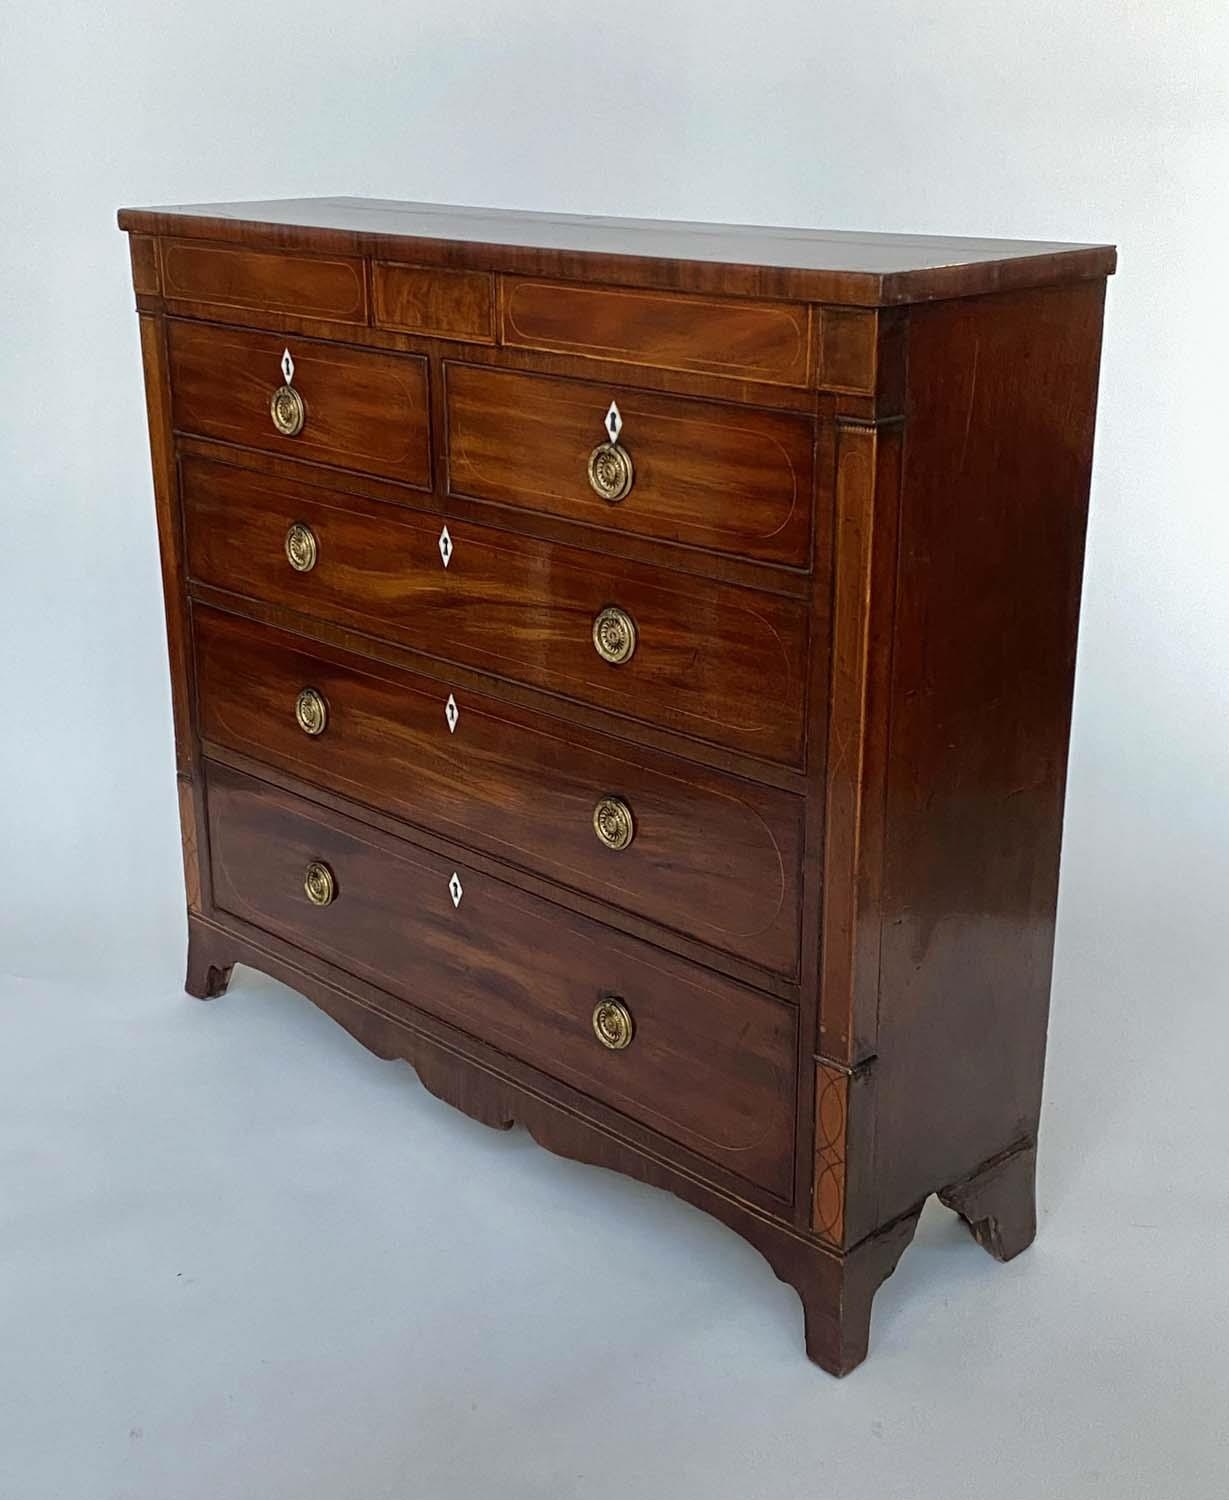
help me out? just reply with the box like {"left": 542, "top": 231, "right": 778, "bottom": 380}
{"left": 120, "top": 196, "right": 1115, "bottom": 306}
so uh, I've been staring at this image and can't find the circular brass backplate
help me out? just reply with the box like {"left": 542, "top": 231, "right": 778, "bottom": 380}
{"left": 303, "top": 860, "right": 336, "bottom": 907}
{"left": 294, "top": 686, "right": 328, "bottom": 736}
{"left": 592, "top": 996, "right": 634, "bottom": 1050}
{"left": 592, "top": 606, "right": 637, "bottom": 665}
{"left": 593, "top": 796, "right": 635, "bottom": 851}
{"left": 587, "top": 442, "right": 634, "bottom": 503}
{"left": 271, "top": 383, "right": 306, "bottom": 437}
{"left": 284, "top": 522, "right": 318, "bottom": 573}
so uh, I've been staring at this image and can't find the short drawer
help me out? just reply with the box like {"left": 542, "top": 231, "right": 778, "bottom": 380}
{"left": 182, "top": 458, "right": 810, "bottom": 766}
{"left": 167, "top": 322, "right": 431, "bottom": 487}
{"left": 195, "top": 607, "right": 804, "bottom": 977}
{"left": 446, "top": 364, "right": 814, "bottom": 568}
{"left": 206, "top": 762, "right": 798, "bottom": 1198}
{"left": 160, "top": 239, "right": 368, "bottom": 323}
{"left": 500, "top": 277, "right": 812, "bottom": 386}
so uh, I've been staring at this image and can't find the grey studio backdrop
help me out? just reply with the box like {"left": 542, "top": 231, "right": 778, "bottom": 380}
{"left": 2, "top": 3, "right": 1227, "bottom": 1498}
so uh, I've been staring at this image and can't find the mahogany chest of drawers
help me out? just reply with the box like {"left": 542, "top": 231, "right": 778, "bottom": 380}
{"left": 118, "top": 198, "right": 1114, "bottom": 1373}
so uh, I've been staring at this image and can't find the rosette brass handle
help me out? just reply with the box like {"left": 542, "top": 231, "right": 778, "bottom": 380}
{"left": 294, "top": 687, "right": 328, "bottom": 736}
{"left": 303, "top": 861, "right": 336, "bottom": 907}
{"left": 593, "top": 796, "right": 634, "bottom": 852}
{"left": 592, "top": 996, "right": 634, "bottom": 1051}
{"left": 587, "top": 441, "right": 634, "bottom": 503}
{"left": 592, "top": 606, "right": 637, "bottom": 665}
{"left": 270, "top": 383, "right": 306, "bottom": 437}
{"left": 284, "top": 522, "right": 318, "bottom": 573}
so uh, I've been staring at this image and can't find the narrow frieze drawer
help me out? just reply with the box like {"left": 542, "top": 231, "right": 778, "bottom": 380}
{"left": 500, "top": 277, "right": 812, "bottom": 386}
{"left": 160, "top": 238, "right": 368, "bottom": 323}
{"left": 373, "top": 263, "right": 495, "bottom": 342}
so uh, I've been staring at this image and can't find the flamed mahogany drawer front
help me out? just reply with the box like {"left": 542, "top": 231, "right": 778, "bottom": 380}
{"left": 206, "top": 763, "right": 798, "bottom": 1197}
{"left": 161, "top": 239, "right": 368, "bottom": 323}
{"left": 183, "top": 459, "right": 810, "bottom": 765}
{"left": 446, "top": 364, "right": 815, "bottom": 568}
{"left": 501, "top": 278, "right": 812, "bottom": 386}
{"left": 195, "top": 607, "right": 804, "bottom": 977}
{"left": 373, "top": 263, "right": 495, "bottom": 342}
{"left": 167, "top": 322, "right": 431, "bottom": 487}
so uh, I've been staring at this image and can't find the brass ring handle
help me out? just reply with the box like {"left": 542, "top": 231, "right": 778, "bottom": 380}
{"left": 593, "top": 796, "right": 634, "bottom": 851}
{"left": 592, "top": 996, "right": 634, "bottom": 1050}
{"left": 271, "top": 384, "right": 306, "bottom": 437}
{"left": 295, "top": 686, "right": 328, "bottom": 736}
{"left": 587, "top": 442, "right": 634, "bottom": 503}
{"left": 303, "top": 860, "right": 336, "bottom": 907}
{"left": 284, "top": 522, "right": 318, "bottom": 573}
{"left": 592, "top": 606, "right": 637, "bottom": 665}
